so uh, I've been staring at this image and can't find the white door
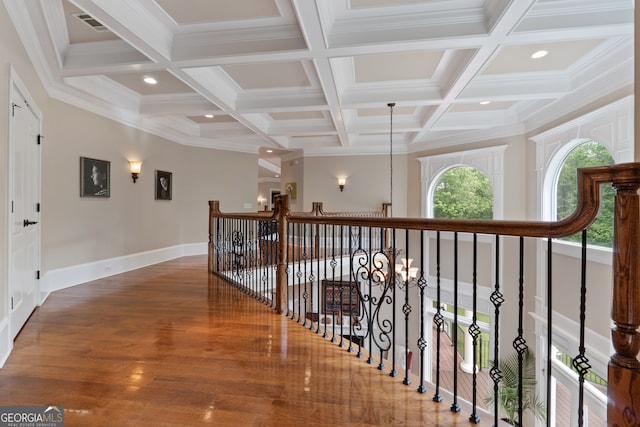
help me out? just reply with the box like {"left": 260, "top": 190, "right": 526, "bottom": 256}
{"left": 9, "top": 74, "right": 41, "bottom": 339}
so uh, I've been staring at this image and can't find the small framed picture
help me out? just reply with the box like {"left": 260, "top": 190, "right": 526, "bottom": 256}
{"left": 80, "top": 157, "right": 110, "bottom": 197}
{"left": 155, "top": 170, "right": 172, "bottom": 200}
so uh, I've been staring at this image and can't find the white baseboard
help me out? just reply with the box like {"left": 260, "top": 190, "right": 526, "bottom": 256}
{"left": 41, "top": 242, "right": 207, "bottom": 297}
{"left": 0, "top": 316, "right": 12, "bottom": 368}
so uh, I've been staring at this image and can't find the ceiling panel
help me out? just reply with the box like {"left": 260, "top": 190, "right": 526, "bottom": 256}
{"left": 106, "top": 71, "right": 196, "bottom": 95}
{"left": 187, "top": 115, "right": 238, "bottom": 124}
{"left": 482, "top": 39, "right": 607, "bottom": 75}
{"left": 354, "top": 51, "right": 444, "bottom": 82}
{"left": 155, "top": 0, "right": 281, "bottom": 24}
{"left": 222, "top": 61, "right": 312, "bottom": 90}
{"left": 269, "top": 111, "right": 325, "bottom": 120}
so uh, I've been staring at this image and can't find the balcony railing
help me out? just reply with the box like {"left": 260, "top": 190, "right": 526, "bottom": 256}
{"left": 208, "top": 163, "right": 640, "bottom": 427}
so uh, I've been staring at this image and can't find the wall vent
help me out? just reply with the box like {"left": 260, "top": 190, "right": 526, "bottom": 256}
{"left": 73, "top": 13, "right": 108, "bottom": 32}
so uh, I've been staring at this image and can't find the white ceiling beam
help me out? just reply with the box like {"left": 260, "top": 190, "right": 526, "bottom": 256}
{"left": 293, "top": 0, "right": 350, "bottom": 148}
{"left": 69, "top": 0, "right": 174, "bottom": 61}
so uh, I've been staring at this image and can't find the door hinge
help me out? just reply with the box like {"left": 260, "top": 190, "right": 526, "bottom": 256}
{"left": 36, "top": 203, "right": 40, "bottom": 212}
{"left": 37, "top": 134, "right": 43, "bottom": 145}
{"left": 11, "top": 297, "right": 13, "bottom": 310}
{"left": 11, "top": 102, "right": 21, "bottom": 117}
{"left": 36, "top": 270, "right": 40, "bottom": 280}
{"left": 11, "top": 201, "right": 14, "bottom": 213}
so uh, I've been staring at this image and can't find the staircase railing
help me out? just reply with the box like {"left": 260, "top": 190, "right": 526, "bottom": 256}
{"left": 208, "top": 163, "right": 640, "bottom": 426}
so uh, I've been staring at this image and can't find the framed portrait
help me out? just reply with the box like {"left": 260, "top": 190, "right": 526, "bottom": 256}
{"left": 155, "top": 170, "right": 172, "bottom": 200}
{"left": 285, "top": 182, "right": 297, "bottom": 200}
{"left": 80, "top": 157, "right": 110, "bottom": 198}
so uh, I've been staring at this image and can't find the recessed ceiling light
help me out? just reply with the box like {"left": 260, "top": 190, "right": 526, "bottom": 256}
{"left": 480, "top": 101, "right": 491, "bottom": 105}
{"left": 275, "top": 174, "right": 280, "bottom": 178}
{"left": 266, "top": 149, "right": 273, "bottom": 153}
{"left": 205, "top": 114, "right": 214, "bottom": 118}
{"left": 143, "top": 76, "right": 157, "bottom": 85}
{"left": 531, "top": 50, "right": 548, "bottom": 59}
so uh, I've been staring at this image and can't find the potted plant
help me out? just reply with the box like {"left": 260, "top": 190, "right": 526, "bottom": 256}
{"left": 486, "top": 348, "right": 546, "bottom": 426}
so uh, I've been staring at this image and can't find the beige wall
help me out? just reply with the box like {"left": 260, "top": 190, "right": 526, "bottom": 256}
{"left": 281, "top": 156, "right": 304, "bottom": 211}
{"left": 299, "top": 154, "right": 408, "bottom": 216}
{"left": 40, "top": 100, "right": 257, "bottom": 272}
{"left": 258, "top": 180, "right": 279, "bottom": 210}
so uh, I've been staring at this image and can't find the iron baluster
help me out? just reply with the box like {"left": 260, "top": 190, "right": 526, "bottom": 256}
{"left": 330, "top": 224, "right": 338, "bottom": 343}
{"left": 296, "top": 223, "right": 303, "bottom": 323}
{"left": 469, "top": 233, "right": 480, "bottom": 424}
{"left": 339, "top": 225, "right": 346, "bottom": 348}
{"left": 402, "top": 228, "right": 411, "bottom": 385}
{"left": 389, "top": 227, "right": 397, "bottom": 378}
{"left": 286, "top": 221, "right": 292, "bottom": 317}
{"left": 308, "top": 224, "right": 315, "bottom": 331}
{"left": 546, "top": 238, "right": 552, "bottom": 427}
{"left": 347, "top": 225, "right": 355, "bottom": 353}
{"left": 514, "top": 236, "right": 528, "bottom": 426}
{"left": 451, "top": 232, "right": 460, "bottom": 413}
{"left": 489, "top": 235, "right": 503, "bottom": 427}
{"left": 573, "top": 229, "right": 591, "bottom": 427}
{"left": 433, "top": 231, "right": 443, "bottom": 403}
{"left": 302, "top": 224, "right": 308, "bottom": 327}
{"left": 417, "top": 229, "right": 427, "bottom": 394}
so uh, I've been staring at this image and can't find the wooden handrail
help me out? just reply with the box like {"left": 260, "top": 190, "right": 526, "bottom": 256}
{"left": 301, "top": 201, "right": 390, "bottom": 217}
{"left": 280, "top": 163, "right": 640, "bottom": 239}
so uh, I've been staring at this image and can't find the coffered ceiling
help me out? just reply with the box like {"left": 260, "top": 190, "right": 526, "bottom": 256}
{"left": 5, "top": 0, "right": 634, "bottom": 178}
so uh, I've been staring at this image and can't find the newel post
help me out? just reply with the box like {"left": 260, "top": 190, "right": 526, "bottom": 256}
{"left": 275, "top": 195, "right": 289, "bottom": 314}
{"left": 608, "top": 176, "right": 640, "bottom": 426}
{"left": 208, "top": 201, "right": 219, "bottom": 274}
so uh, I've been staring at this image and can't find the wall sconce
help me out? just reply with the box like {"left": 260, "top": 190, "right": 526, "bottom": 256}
{"left": 129, "top": 161, "right": 142, "bottom": 183}
{"left": 338, "top": 177, "right": 346, "bottom": 192}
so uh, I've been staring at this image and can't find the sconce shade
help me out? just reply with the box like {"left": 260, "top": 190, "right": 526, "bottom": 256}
{"left": 129, "top": 161, "right": 142, "bottom": 183}
{"left": 338, "top": 177, "right": 346, "bottom": 192}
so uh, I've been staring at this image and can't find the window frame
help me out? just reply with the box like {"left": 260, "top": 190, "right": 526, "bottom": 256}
{"left": 532, "top": 96, "right": 634, "bottom": 261}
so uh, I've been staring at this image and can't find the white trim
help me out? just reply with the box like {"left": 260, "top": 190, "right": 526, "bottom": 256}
{"left": 0, "top": 316, "right": 12, "bottom": 368}
{"left": 7, "top": 66, "right": 43, "bottom": 345}
{"left": 41, "top": 242, "right": 207, "bottom": 296}
{"left": 417, "top": 145, "right": 507, "bottom": 220}
{"left": 549, "top": 240, "right": 612, "bottom": 266}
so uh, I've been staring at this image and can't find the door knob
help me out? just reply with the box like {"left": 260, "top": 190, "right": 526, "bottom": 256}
{"left": 23, "top": 219, "right": 38, "bottom": 227}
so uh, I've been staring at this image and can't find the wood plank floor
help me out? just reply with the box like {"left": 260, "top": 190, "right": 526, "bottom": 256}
{"left": 0, "top": 256, "right": 493, "bottom": 426}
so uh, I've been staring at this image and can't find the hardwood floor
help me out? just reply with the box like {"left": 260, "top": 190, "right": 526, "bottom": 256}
{"left": 0, "top": 256, "right": 492, "bottom": 426}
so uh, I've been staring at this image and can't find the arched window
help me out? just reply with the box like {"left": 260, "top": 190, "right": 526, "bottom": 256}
{"left": 433, "top": 166, "right": 494, "bottom": 219}
{"left": 532, "top": 98, "right": 633, "bottom": 426}
{"left": 555, "top": 141, "right": 615, "bottom": 247}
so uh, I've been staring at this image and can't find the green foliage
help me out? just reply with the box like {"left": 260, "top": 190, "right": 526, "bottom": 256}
{"left": 556, "top": 141, "right": 614, "bottom": 247}
{"left": 433, "top": 167, "right": 493, "bottom": 220}
{"left": 486, "top": 349, "right": 546, "bottom": 425}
